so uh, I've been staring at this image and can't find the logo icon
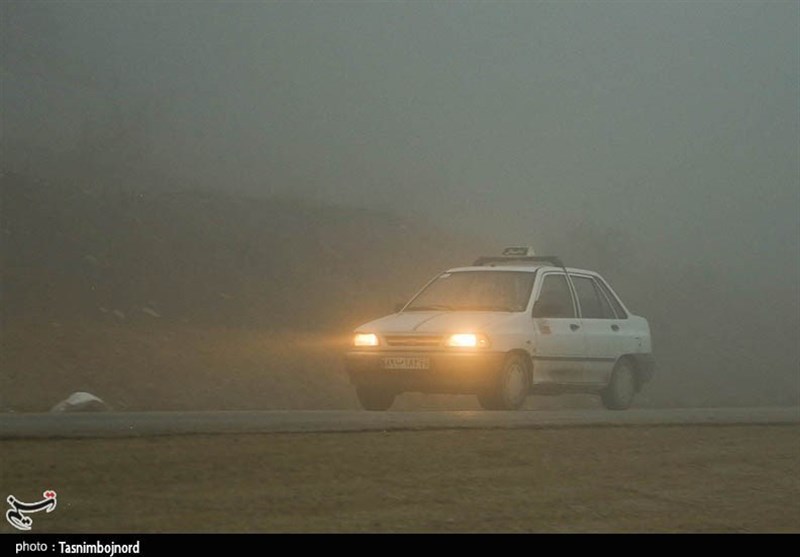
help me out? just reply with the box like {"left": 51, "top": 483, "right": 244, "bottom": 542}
{"left": 6, "top": 490, "right": 57, "bottom": 531}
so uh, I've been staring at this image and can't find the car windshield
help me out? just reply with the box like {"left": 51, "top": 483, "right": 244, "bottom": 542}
{"left": 405, "top": 271, "right": 536, "bottom": 312}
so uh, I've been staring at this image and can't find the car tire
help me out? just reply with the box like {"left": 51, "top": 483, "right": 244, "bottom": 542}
{"left": 477, "top": 353, "right": 531, "bottom": 411}
{"left": 355, "top": 385, "right": 396, "bottom": 411}
{"left": 601, "top": 358, "right": 637, "bottom": 410}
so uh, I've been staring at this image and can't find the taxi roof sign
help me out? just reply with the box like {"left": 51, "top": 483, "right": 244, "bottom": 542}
{"left": 502, "top": 247, "right": 535, "bottom": 257}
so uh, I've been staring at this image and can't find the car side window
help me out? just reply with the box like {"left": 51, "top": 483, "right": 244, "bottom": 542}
{"left": 533, "top": 274, "right": 575, "bottom": 318}
{"left": 571, "top": 275, "right": 615, "bottom": 319}
{"left": 596, "top": 278, "right": 628, "bottom": 319}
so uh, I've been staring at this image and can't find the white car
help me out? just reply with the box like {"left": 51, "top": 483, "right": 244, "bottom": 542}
{"left": 345, "top": 248, "right": 654, "bottom": 411}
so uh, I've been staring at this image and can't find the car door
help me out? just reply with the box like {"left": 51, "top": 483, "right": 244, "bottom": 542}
{"left": 570, "top": 274, "right": 621, "bottom": 385}
{"left": 595, "top": 276, "right": 642, "bottom": 354}
{"left": 531, "top": 272, "right": 586, "bottom": 384}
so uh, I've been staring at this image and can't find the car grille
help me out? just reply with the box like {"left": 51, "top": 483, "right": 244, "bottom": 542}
{"left": 384, "top": 335, "right": 443, "bottom": 347}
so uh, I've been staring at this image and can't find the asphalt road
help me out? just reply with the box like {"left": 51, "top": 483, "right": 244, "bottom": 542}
{"left": 0, "top": 406, "right": 797, "bottom": 439}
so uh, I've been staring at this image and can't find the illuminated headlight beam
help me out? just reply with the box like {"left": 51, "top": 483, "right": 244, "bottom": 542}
{"left": 445, "top": 333, "right": 489, "bottom": 348}
{"left": 353, "top": 333, "right": 379, "bottom": 347}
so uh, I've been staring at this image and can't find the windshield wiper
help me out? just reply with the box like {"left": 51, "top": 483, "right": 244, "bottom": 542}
{"left": 405, "top": 304, "right": 454, "bottom": 311}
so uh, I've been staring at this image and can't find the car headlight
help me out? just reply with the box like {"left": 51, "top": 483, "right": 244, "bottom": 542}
{"left": 353, "top": 333, "right": 380, "bottom": 347}
{"left": 445, "top": 333, "right": 490, "bottom": 348}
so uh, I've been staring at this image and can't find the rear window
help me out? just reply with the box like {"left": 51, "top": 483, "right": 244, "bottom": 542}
{"left": 595, "top": 278, "right": 628, "bottom": 319}
{"left": 572, "top": 275, "right": 615, "bottom": 319}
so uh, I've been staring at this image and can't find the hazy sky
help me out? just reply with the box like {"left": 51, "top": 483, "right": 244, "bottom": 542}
{"left": 2, "top": 1, "right": 798, "bottom": 272}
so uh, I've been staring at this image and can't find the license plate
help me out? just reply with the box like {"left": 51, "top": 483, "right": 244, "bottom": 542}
{"left": 383, "top": 357, "right": 430, "bottom": 370}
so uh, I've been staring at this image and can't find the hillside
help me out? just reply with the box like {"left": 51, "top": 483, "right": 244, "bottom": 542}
{"left": 1, "top": 172, "right": 479, "bottom": 330}
{"left": 0, "top": 172, "right": 489, "bottom": 411}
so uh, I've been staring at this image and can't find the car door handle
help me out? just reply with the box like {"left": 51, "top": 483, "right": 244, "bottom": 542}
{"left": 611, "top": 324, "right": 620, "bottom": 331}
{"left": 570, "top": 324, "right": 580, "bottom": 331}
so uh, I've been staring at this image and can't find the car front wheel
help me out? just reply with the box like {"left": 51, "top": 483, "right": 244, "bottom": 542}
{"left": 601, "top": 359, "right": 637, "bottom": 410}
{"left": 477, "top": 353, "right": 531, "bottom": 411}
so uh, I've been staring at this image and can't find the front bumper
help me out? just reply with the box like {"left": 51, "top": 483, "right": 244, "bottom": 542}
{"left": 345, "top": 350, "right": 506, "bottom": 394}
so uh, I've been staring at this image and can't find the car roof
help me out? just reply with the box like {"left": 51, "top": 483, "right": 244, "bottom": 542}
{"left": 446, "top": 265, "right": 599, "bottom": 275}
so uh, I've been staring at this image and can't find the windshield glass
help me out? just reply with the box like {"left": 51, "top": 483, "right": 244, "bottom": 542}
{"left": 405, "top": 271, "right": 536, "bottom": 312}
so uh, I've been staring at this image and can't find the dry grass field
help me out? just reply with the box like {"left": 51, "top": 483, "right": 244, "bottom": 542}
{"left": 2, "top": 425, "right": 798, "bottom": 533}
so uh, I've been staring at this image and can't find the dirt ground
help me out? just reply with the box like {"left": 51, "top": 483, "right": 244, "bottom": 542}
{"left": 1, "top": 424, "right": 798, "bottom": 533}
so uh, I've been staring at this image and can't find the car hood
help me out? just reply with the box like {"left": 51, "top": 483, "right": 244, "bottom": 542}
{"left": 355, "top": 311, "right": 514, "bottom": 334}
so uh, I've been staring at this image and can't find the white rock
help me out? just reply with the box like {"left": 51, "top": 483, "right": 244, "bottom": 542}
{"left": 50, "top": 392, "right": 110, "bottom": 413}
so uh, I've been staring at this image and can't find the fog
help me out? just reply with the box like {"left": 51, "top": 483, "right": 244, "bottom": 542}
{"left": 1, "top": 1, "right": 798, "bottom": 408}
